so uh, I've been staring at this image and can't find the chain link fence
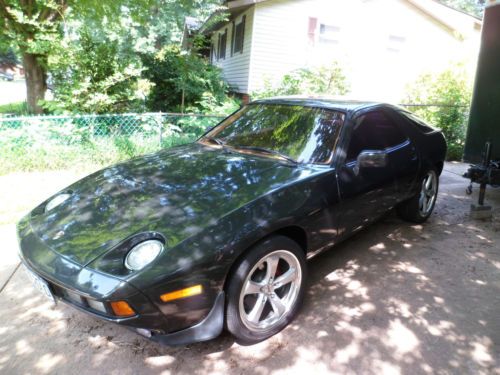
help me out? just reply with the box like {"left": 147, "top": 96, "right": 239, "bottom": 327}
{"left": 0, "top": 112, "right": 225, "bottom": 174}
{"left": 0, "top": 104, "right": 470, "bottom": 174}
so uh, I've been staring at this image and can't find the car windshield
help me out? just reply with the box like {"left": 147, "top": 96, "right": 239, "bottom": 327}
{"left": 202, "top": 104, "right": 345, "bottom": 164}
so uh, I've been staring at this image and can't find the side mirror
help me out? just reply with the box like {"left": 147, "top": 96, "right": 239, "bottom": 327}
{"left": 357, "top": 150, "right": 388, "bottom": 170}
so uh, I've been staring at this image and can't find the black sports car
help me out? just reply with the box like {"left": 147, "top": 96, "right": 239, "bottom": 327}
{"left": 17, "top": 98, "right": 446, "bottom": 345}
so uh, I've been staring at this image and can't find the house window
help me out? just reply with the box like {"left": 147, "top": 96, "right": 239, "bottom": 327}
{"left": 387, "top": 35, "right": 406, "bottom": 53}
{"left": 319, "top": 24, "right": 341, "bottom": 45}
{"left": 233, "top": 15, "right": 246, "bottom": 54}
{"left": 218, "top": 29, "right": 227, "bottom": 60}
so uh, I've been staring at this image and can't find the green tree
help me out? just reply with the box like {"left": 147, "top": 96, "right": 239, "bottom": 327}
{"left": 132, "top": 0, "right": 223, "bottom": 53}
{"left": 0, "top": 0, "right": 153, "bottom": 114}
{"left": 403, "top": 64, "right": 472, "bottom": 160}
{"left": 46, "top": 25, "right": 150, "bottom": 114}
{"left": 0, "top": 0, "right": 224, "bottom": 114}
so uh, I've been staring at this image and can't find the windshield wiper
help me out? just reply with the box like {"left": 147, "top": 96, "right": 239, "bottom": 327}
{"left": 231, "top": 145, "right": 299, "bottom": 165}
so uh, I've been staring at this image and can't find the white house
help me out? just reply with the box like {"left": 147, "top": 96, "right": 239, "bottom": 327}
{"left": 192, "top": 0, "right": 481, "bottom": 103}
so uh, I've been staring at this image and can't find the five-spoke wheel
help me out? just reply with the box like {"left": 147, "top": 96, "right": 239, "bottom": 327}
{"left": 398, "top": 168, "right": 439, "bottom": 223}
{"left": 239, "top": 250, "right": 302, "bottom": 331}
{"left": 419, "top": 170, "right": 438, "bottom": 217}
{"left": 226, "top": 236, "right": 306, "bottom": 344}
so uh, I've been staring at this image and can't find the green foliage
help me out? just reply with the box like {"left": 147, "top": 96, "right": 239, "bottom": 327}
{"left": 0, "top": 102, "right": 29, "bottom": 115}
{"left": 440, "top": 0, "right": 485, "bottom": 18}
{"left": 0, "top": 113, "right": 223, "bottom": 174}
{"left": 188, "top": 92, "right": 241, "bottom": 115}
{"left": 131, "top": 0, "right": 223, "bottom": 53}
{"left": 252, "top": 62, "right": 350, "bottom": 99}
{"left": 0, "top": 0, "right": 155, "bottom": 113}
{"left": 1, "top": 0, "right": 229, "bottom": 114}
{"left": 403, "top": 64, "right": 472, "bottom": 161}
{"left": 45, "top": 26, "right": 149, "bottom": 114}
{"left": 142, "top": 45, "right": 229, "bottom": 112}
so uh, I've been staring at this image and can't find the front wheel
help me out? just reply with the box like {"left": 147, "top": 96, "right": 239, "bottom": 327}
{"left": 397, "top": 169, "right": 439, "bottom": 223}
{"left": 225, "top": 235, "right": 307, "bottom": 345}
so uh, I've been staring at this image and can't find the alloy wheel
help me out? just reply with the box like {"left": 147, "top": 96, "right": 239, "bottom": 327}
{"left": 419, "top": 170, "right": 437, "bottom": 216}
{"left": 238, "top": 250, "right": 302, "bottom": 331}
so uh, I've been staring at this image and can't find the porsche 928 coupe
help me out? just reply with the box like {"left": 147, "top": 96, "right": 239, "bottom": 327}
{"left": 17, "top": 98, "right": 446, "bottom": 345}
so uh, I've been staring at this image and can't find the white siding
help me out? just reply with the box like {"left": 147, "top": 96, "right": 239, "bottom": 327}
{"left": 248, "top": 0, "right": 310, "bottom": 93}
{"left": 247, "top": 0, "right": 480, "bottom": 102}
{"left": 210, "top": 7, "right": 255, "bottom": 93}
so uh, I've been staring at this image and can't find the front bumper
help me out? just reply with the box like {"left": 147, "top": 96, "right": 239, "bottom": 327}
{"left": 17, "top": 216, "right": 224, "bottom": 345}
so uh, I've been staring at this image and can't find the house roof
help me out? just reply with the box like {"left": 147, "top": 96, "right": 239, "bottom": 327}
{"left": 198, "top": 0, "right": 481, "bottom": 36}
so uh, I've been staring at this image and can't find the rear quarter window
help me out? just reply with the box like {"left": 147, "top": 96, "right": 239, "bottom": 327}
{"left": 399, "top": 110, "right": 437, "bottom": 134}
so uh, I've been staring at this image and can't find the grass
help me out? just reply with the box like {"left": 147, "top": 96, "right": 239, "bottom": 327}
{"left": 0, "top": 101, "right": 29, "bottom": 116}
{"left": 0, "top": 133, "right": 198, "bottom": 175}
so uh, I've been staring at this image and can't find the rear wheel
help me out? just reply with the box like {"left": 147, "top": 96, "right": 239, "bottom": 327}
{"left": 225, "top": 235, "right": 307, "bottom": 345}
{"left": 397, "top": 169, "right": 439, "bottom": 223}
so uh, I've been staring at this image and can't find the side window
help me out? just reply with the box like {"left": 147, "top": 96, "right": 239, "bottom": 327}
{"left": 218, "top": 29, "right": 227, "bottom": 60}
{"left": 345, "top": 111, "right": 407, "bottom": 163}
{"left": 233, "top": 15, "right": 246, "bottom": 54}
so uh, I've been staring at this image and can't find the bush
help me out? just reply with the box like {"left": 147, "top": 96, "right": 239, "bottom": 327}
{"left": 46, "top": 27, "right": 148, "bottom": 114}
{"left": 141, "top": 46, "right": 229, "bottom": 113}
{"left": 403, "top": 64, "right": 472, "bottom": 161}
{"left": 252, "top": 61, "right": 350, "bottom": 99}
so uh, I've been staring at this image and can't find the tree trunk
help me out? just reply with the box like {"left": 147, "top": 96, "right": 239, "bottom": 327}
{"left": 22, "top": 52, "right": 47, "bottom": 114}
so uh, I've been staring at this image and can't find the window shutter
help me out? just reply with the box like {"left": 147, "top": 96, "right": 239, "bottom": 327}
{"left": 220, "top": 29, "right": 227, "bottom": 59}
{"left": 217, "top": 33, "right": 221, "bottom": 60}
{"left": 308, "top": 17, "right": 318, "bottom": 46}
{"left": 231, "top": 21, "right": 235, "bottom": 56}
{"left": 240, "top": 15, "right": 246, "bottom": 53}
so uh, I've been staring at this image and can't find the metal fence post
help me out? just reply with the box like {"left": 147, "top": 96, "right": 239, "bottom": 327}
{"left": 158, "top": 113, "right": 163, "bottom": 150}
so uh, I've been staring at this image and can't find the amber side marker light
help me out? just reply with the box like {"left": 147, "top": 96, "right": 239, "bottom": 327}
{"left": 110, "top": 301, "right": 135, "bottom": 317}
{"left": 160, "top": 285, "right": 203, "bottom": 302}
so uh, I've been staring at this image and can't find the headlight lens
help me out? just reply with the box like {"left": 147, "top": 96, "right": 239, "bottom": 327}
{"left": 45, "top": 193, "right": 71, "bottom": 212}
{"left": 124, "top": 240, "right": 163, "bottom": 271}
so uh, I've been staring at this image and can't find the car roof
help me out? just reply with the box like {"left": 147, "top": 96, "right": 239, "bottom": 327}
{"left": 251, "top": 96, "right": 389, "bottom": 113}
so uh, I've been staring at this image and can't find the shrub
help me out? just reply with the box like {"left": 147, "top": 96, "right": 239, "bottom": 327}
{"left": 141, "top": 45, "right": 229, "bottom": 113}
{"left": 252, "top": 61, "right": 350, "bottom": 99}
{"left": 402, "top": 64, "right": 472, "bottom": 161}
{"left": 46, "top": 27, "right": 148, "bottom": 114}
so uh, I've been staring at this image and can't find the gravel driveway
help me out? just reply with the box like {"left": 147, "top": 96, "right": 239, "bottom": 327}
{"left": 0, "top": 163, "right": 498, "bottom": 375}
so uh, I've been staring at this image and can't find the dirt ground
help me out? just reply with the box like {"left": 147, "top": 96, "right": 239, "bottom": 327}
{"left": 0, "top": 163, "right": 499, "bottom": 375}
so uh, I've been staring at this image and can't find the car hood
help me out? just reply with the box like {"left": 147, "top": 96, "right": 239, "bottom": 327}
{"left": 28, "top": 143, "right": 320, "bottom": 266}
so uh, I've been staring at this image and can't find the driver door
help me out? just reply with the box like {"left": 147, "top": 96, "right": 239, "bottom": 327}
{"left": 336, "top": 109, "right": 407, "bottom": 237}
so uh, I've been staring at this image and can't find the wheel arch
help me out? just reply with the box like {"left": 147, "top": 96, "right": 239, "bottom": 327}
{"left": 435, "top": 160, "right": 444, "bottom": 175}
{"left": 222, "top": 225, "right": 308, "bottom": 293}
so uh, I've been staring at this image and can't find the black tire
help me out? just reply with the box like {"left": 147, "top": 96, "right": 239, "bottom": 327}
{"left": 397, "top": 168, "right": 439, "bottom": 223}
{"left": 225, "top": 235, "right": 307, "bottom": 345}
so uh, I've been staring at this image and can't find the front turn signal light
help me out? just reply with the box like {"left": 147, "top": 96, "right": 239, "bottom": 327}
{"left": 160, "top": 285, "right": 203, "bottom": 302}
{"left": 110, "top": 301, "right": 135, "bottom": 317}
